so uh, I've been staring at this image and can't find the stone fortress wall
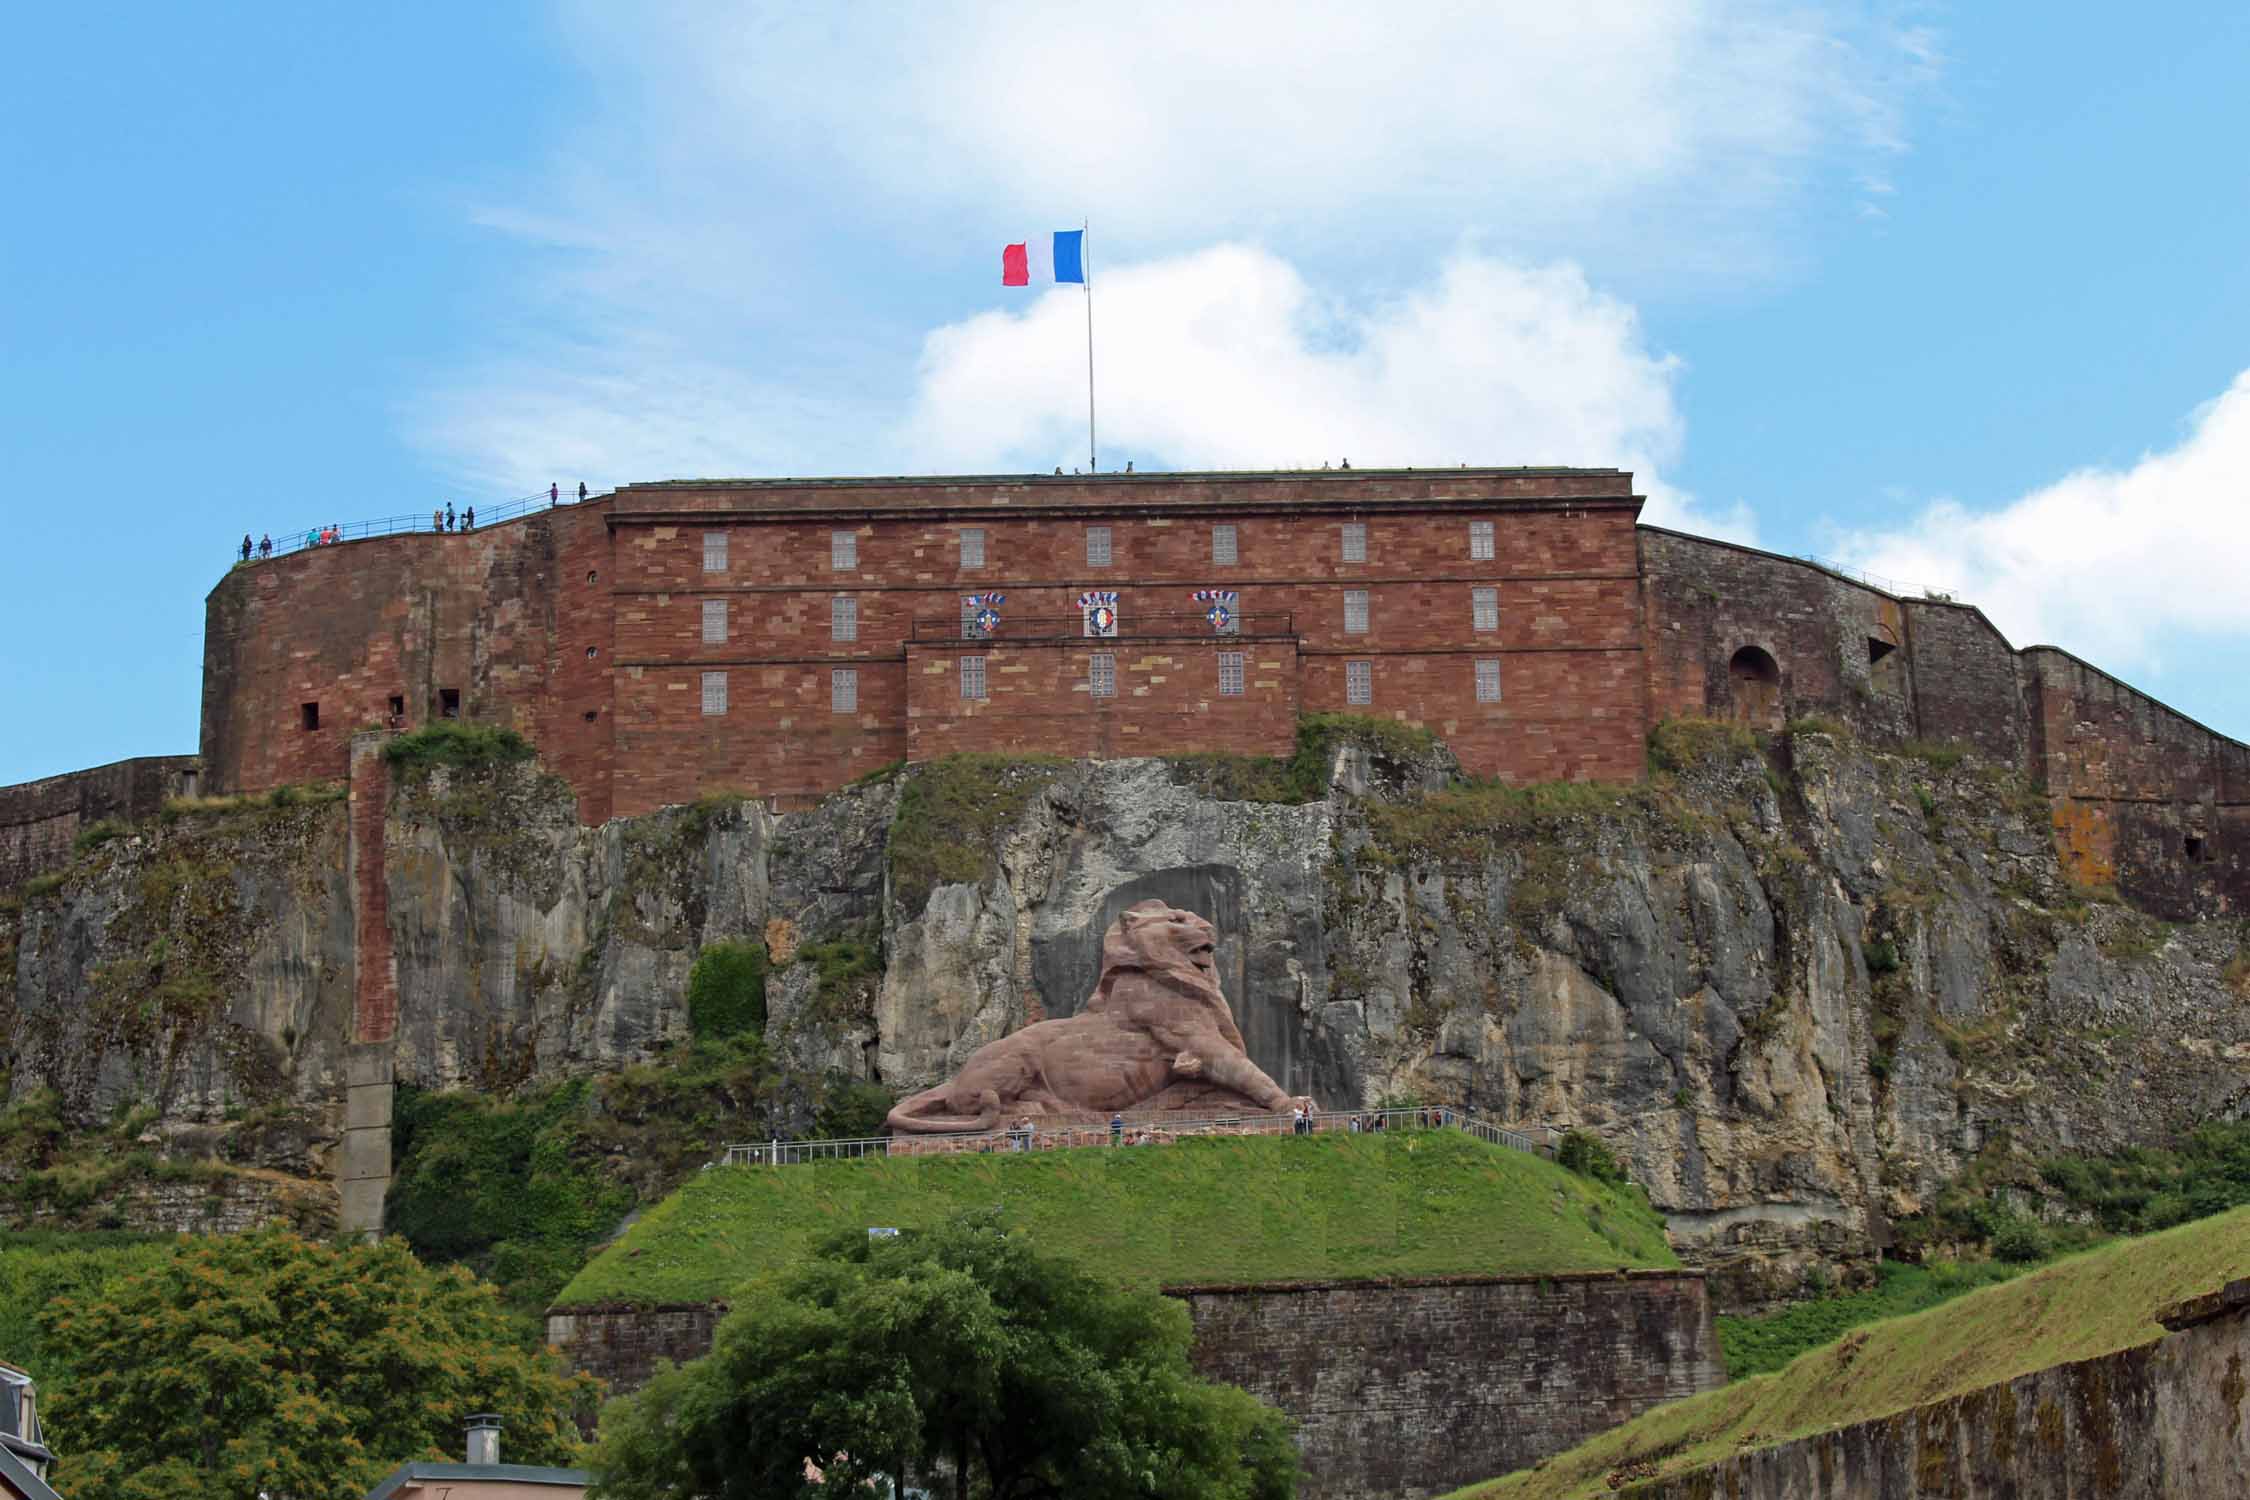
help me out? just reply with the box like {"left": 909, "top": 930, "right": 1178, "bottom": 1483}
{"left": 6, "top": 467, "right": 2243, "bottom": 919}
{"left": 0, "top": 755, "right": 200, "bottom": 892}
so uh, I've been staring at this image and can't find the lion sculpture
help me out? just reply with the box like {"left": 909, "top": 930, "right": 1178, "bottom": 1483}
{"left": 884, "top": 900, "right": 1303, "bottom": 1133}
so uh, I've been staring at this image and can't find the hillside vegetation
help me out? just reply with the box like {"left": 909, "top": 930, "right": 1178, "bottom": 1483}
{"left": 555, "top": 1127, "right": 1675, "bottom": 1307}
{"left": 1457, "top": 1204, "right": 2250, "bottom": 1499}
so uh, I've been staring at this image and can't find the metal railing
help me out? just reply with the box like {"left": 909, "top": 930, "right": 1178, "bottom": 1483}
{"left": 226, "top": 488, "right": 601, "bottom": 565}
{"left": 908, "top": 612, "right": 1295, "bottom": 643}
{"left": 719, "top": 1105, "right": 1549, "bottom": 1167}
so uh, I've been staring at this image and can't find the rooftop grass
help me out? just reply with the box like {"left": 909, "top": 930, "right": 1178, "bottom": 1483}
{"left": 553, "top": 1127, "right": 1676, "bottom": 1309}
{"left": 1455, "top": 1204, "right": 2250, "bottom": 1499}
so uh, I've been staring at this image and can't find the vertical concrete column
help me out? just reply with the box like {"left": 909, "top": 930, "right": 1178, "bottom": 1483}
{"left": 340, "top": 730, "right": 398, "bottom": 1238}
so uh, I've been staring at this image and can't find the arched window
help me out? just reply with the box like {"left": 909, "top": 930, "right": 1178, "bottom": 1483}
{"left": 1729, "top": 646, "right": 1782, "bottom": 729}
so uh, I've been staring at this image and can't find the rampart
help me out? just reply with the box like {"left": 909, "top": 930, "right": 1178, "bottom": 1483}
{"left": 546, "top": 1270, "right": 1725, "bottom": 1500}
{"left": 0, "top": 755, "right": 199, "bottom": 890}
{"left": 1623, "top": 1278, "right": 2249, "bottom": 1498}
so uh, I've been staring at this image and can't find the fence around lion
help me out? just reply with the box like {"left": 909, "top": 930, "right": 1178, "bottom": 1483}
{"left": 718, "top": 1106, "right": 1550, "bottom": 1167}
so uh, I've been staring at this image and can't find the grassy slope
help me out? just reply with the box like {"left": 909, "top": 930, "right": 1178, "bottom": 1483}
{"left": 1457, "top": 1204, "right": 2250, "bottom": 1500}
{"left": 556, "top": 1128, "right": 1676, "bottom": 1307}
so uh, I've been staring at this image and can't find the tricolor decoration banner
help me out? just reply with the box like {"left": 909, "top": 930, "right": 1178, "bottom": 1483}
{"left": 1077, "top": 590, "right": 1119, "bottom": 638}
{"left": 1191, "top": 589, "right": 1239, "bottom": 632}
{"left": 962, "top": 593, "right": 1006, "bottom": 636}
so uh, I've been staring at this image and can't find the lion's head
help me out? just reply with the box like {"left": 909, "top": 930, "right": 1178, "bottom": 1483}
{"left": 1095, "top": 900, "right": 1220, "bottom": 988}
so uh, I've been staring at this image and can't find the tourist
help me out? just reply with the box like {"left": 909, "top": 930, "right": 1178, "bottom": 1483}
{"left": 463, "top": 505, "right": 475, "bottom": 531}
{"left": 258, "top": 533, "right": 272, "bottom": 559}
{"left": 577, "top": 481, "right": 587, "bottom": 501}
{"left": 240, "top": 534, "right": 252, "bottom": 562}
{"left": 1110, "top": 1112, "right": 1124, "bottom": 1146}
{"left": 445, "top": 502, "right": 457, "bottom": 532}
{"left": 551, "top": 482, "right": 560, "bottom": 506}
{"left": 433, "top": 508, "right": 444, "bottom": 533}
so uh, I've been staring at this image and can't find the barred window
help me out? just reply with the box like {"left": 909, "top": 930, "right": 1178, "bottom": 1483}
{"left": 960, "top": 528, "right": 986, "bottom": 569}
{"left": 1218, "top": 651, "right": 1245, "bottom": 697}
{"left": 700, "top": 671, "right": 728, "bottom": 716}
{"left": 831, "top": 530, "right": 857, "bottom": 569}
{"left": 1475, "top": 658, "right": 1503, "bottom": 703}
{"left": 1472, "top": 586, "right": 1498, "bottom": 633}
{"left": 832, "top": 595, "right": 858, "bottom": 642}
{"left": 702, "top": 532, "right": 728, "bottom": 573}
{"left": 1344, "top": 590, "right": 1370, "bottom": 634}
{"left": 1089, "top": 652, "right": 1116, "bottom": 697}
{"left": 832, "top": 668, "right": 858, "bottom": 713}
{"left": 1212, "top": 524, "right": 1238, "bottom": 565}
{"left": 1341, "top": 522, "right": 1366, "bottom": 562}
{"left": 1345, "top": 660, "right": 1372, "bottom": 705}
{"left": 960, "top": 655, "right": 988, "bottom": 700}
{"left": 701, "top": 599, "right": 728, "bottom": 644}
{"left": 1469, "top": 520, "right": 1495, "bottom": 561}
{"left": 1215, "top": 607, "right": 1240, "bottom": 636}
{"left": 961, "top": 596, "right": 983, "bottom": 639}
{"left": 1087, "top": 526, "right": 1112, "bottom": 567}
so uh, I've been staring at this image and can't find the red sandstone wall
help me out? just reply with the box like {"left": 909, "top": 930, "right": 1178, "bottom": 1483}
{"left": 0, "top": 755, "right": 200, "bottom": 890}
{"left": 200, "top": 507, "right": 610, "bottom": 810}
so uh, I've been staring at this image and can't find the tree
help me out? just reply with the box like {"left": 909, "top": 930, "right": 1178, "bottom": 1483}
{"left": 41, "top": 1229, "right": 596, "bottom": 1500}
{"left": 593, "top": 1212, "right": 1297, "bottom": 1500}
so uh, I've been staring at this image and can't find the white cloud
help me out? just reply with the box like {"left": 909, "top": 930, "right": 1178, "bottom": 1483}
{"left": 1833, "top": 370, "right": 2250, "bottom": 671}
{"left": 901, "top": 244, "right": 1752, "bottom": 539}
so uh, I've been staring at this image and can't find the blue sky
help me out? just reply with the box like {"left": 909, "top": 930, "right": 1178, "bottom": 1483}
{"left": 5, "top": 3, "right": 2247, "bottom": 784}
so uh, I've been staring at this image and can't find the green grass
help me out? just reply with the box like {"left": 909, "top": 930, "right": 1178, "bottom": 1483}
{"left": 554, "top": 1128, "right": 1675, "bottom": 1308}
{"left": 380, "top": 720, "right": 536, "bottom": 774}
{"left": 1455, "top": 1205, "right": 2250, "bottom": 1499}
{"left": 1716, "top": 1258, "right": 2031, "bottom": 1378}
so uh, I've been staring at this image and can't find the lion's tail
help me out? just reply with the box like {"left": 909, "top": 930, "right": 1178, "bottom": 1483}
{"left": 884, "top": 1087, "right": 1005, "bottom": 1136}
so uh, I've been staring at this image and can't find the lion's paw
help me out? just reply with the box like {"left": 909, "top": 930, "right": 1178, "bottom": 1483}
{"left": 1173, "top": 1051, "right": 1206, "bottom": 1078}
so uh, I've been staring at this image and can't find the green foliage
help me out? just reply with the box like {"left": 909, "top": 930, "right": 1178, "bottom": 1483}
{"left": 559, "top": 1129, "right": 1675, "bottom": 1308}
{"left": 1784, "top": 714, "right": 1850, "bottom": 740}
{"left": 71, "top": 818, "right": 128, "bottom": 854}
{"left": 889, "top": 754, "right": 1068, "bottom": 911}
{"left": 380, "top": 720, "right": 537, "bottom": 775}
{"left": 22, "top": 871, "right": 64, "bottom": 898}
{"left": 0, "top": 1231, "right": 179, "bottom": 1411}
{"left": 1555, "top": 1129, "right": 1630, "bottom": 1186}
{"left": 1359, "top": 777, "right": 1641, "bottom": 871}
{"left": 809, "top": 1073, "right": 897, "bottom": 1141}
{"left": 686, "top": 939, "right": 769, "bottom": 1041}
{"left": 1862, "top": 938, "right": 1902, "bottom": 975}
{"left": 1646, "top": 716, "right": 1757, "bottom": 773}
{"left": 797, "top": 932, "right": 883, "bottom": 1020}
{"left": 1715, "top": 1258, "right": 2037, "bottom": 1380}
{"left": 1166, "top": 712, "right": 1443, "bottom": 804}
{"left": 2033, "top": 1120, "right": 2250, "bottom": 1234}
{"left": 1989, "top": 1216, "right": 2053, "bottom": 1263}
{"left": 159, "top": 783, "right": 345, "bottom": 820}
{"left": 1463, "top": 1206, "right": 2250, "bottom": 1498}
{"left": 41, "top": 1229, "right": 593, "bottom": 1500}
{"left": 386, "top": 1081, "right": 636, "bottom": 1312}
{"left": 592, "top": 1211, "right": 1298, "bottom": 1500}
{"left": 1897, "top": 739, "right": 1968, "bottom": 771}
{"left": 1913, "top": 786, "right": 1938, "bottom": 818}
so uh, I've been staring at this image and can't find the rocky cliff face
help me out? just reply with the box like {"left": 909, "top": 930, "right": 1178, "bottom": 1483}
{"left": 6, "top": 726, "right": 2246, "bottom": 1301}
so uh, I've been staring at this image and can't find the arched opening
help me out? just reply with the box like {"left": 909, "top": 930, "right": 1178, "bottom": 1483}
{"left": 1729, "top": 646, "right": 1782, "bottom": 730}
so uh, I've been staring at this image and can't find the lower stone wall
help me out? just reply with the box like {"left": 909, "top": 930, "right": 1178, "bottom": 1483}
{"left": 546, "top": 1271, "right": 1725, "bottom": 1499}
{"left": 1178, "top": 1272, "right": 1723, "bottom": 1500}
{"left": 1626, "top": 1280, "right": 2249, "bottom": 1499}
{"left": 0, "top": 754, "right": 199, "bottom": 891}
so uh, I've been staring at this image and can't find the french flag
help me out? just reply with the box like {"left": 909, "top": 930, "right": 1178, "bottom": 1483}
{"left": 1002, "top": 230, "right": 1086, "bottom": 286}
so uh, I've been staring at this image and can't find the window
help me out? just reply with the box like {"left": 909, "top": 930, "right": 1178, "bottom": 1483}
{"left": 1218, "top": 651, "right": 1245, "bottom": 697}
{"left": 960, "top": 656, "right": 988, "bottom": 700}
{"left": 960, "top": 528, "right": 986, "bottom": 568}
{"left": 1215, "top": 608, "right": 1240, "bottom": 636}
{"left": 832, "top": 595, "right": 858, "bottom": 642}
{"left": 1469, "top": 520, "right": 1495, "bottom": 560}
{"left": 1212, "top": 524, "right": 1238, "bottom": 566}
{"left": 387, "top": 694, "right": 405, "bottom": 721}
{"left": 1345, "top": 660, "right": 1372, "bottom": 705}
{"left": 702, "top": 532, "right": 728, "bottom": 573}
{"left": 701, "top": 671, "right": 728, "bottom": 716}
{"left": 702, "top": 599, "right": 728, "bottom": 644}
{"left": 832, "top": 668, "right": 858, "bottom": 713}
{"left": 1344, "top": 590, "right": 1370, "bottom": 634}
{"left": 1472, "top": 587, "right": 1498, "bottom": 632}
{"left": 439, "top": 688, "right": 461, "bottom": 720}
{"left": 1086, "top": 526, "right": 1112, "bottom": 567}
{"left": 1089, "top": 652, "right": 1116, "bottom": 697}
{"left": 1341, "top": 522, "right": 1366, "bottom": 562}
{"left": 961, "top": 596, "right": 984, "bottom": 639}
{"left": 300, "top": 702, "right": 319, "bottom": 731}
{"left": 1475, "top": 658, "right": 1503, "bottom": 703}
{"left": 831, "top": 530, "right": 857, "bottom": 570}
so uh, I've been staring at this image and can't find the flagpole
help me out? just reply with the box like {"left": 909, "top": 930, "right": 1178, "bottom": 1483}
{"left": 1082, "top": 219, "right": 1097, "bottom": 472}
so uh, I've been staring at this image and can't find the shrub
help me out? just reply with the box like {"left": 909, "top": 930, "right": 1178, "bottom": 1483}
{"left": 71, "top": 819, "right": 128, "bottom": 855}
{"left": 1647, "top": 716, "right": 1757, "bottom": 773}
{"left": 1899, "top": 740, "right": 1968, "bottom": 771}
{"left": 1989, "top": 1216, "right": 2052, "bottom": 1264}
{"left": 380, "top": 721, "right": 535, "bottom": 775}
{"left": 686, "top": 939, "right": 769, "bottom": 1042}
{"left": 1786, "top": 714, "right": 1850, "bottom": 740}
{"left": 1557, "top": 1128, "right": 1630, "bottom": 1186}
{"left": 1863, "top": 939, "right": 1902, "bottom": 976}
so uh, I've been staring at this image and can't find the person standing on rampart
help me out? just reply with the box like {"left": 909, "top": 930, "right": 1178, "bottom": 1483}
{"left": 445, "top": 502, "right": 456, "bottom": 532}
{"left": 240, "top": 534, "right": 252, "bottom": 562}
{"left": 258, "top": 533, "right": 272, "bottom": 559}
{"left": 463, "top": 505, "right": 475, "bottom": 531}
{"left": 433, "top": 508, "right": 444, "bottom": 533}
{"left": 577, "top": 481, "right": 587, "bottom": 502}
{"left": 550, "top": 482, "right": 560, "bottom": 506}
